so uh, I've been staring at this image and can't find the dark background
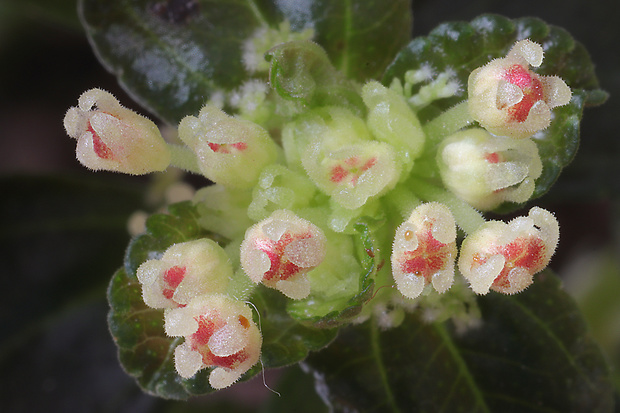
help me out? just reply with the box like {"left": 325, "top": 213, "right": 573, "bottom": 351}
{"left": 1, "top": 0, "right": 619, "bottom": 411}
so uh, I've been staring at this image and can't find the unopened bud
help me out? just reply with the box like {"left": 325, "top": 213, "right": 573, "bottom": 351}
{"left": 438, "top": 128, "right": 542, "bottom": 210}
{"left": 136, "top": 239, "right": 232, "bottom": 309}
{"left": 240, "top": 210, "right": 326, "bottom": 299}
{"left": 63, "top": 89, "right": 170, "bottom": 174}
{"left": 178, "top": 105, "right": 278, "bottom": 188}
{"left": 458, "top": 207, "right": 559, "bottom": 295}
{"left": 468, "top": 39, "right": 571, "bottom": 139}
{"left": 391, "top": 202, "right": 457, "bottom": 299}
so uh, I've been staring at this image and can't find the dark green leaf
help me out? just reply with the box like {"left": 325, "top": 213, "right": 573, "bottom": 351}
{"left": 78, "top": 0, "right": 412, "bottom": 124}
{"left": 286, "top": 219, "right": 380, "bottom": 327}
{"left": 303, "top": 0, "right": 412, "bottom": 82}
{"left": 266, "top": 40, "right": 365, "bottom": 114}
{"left": 111, "top": 201, "right": 338, "bottom": 399}
{"left": 253, "top": 287, "right": 338, "bottom": 368}
{"left": 305, "top": 270, "right": 614, "bottom": 412}
{"left": 260, "top": 364, "right": 329, "bottom": 413}
{"left": 383, "top": 14, "right": 606, "bottom": 205}
{"left": 108, "top": 266, "right": 201, "bottom": 399}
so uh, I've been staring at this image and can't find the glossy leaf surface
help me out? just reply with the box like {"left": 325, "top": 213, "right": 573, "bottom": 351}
{"left": 79, "top": 0, "right": 412, "bottom": 124}
{"left": 306, "top": 271, "right": 614, "bottom": 412}
{"left": 383, "top": 14, "right": 606, "bottom": 204}
{"left": 109, "top": 201, "right": 337, "bottom": 399}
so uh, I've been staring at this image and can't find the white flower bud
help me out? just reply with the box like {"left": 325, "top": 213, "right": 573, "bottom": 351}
{"left": 459, "top": 207, "right": 559, "bottom": 295}
{"left": 438, "top": 128, "right": 542, "bottom": 210}
{"left": 240, "top": 210, "right": 326, "bottom": 299}
{"left": 136, "top": 239, "right": 232, "bottom": 309}
{"left": 165, "top": 294, "right": 262, "bottom": 389}
{"left": 391, "top": 203, "right": 457, "bottom": 299}
{"left": 178, "top": 105, "right": 278, "bottom": 188}
{"left": 63, "top": 89, "right": 170, "bottom": 174}
{"left": 468, "top": 39, "right": 571, "bottom": 139}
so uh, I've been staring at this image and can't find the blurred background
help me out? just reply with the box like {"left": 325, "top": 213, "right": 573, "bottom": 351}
{"left": 1, "top": 0, "right": 619, "bottom": 411}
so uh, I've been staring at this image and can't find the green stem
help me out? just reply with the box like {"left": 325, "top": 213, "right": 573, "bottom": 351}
{"left": 410, "top": 178, "right": 485, "bottom": 234}
{"left": 423, "top": 100, "right": 473, "bottom": 143}
{"left": 168, "top": 144, "right": 202, "bottom": 174}
{"left": 386, "top": 185, "right": 422, "bottom": 219}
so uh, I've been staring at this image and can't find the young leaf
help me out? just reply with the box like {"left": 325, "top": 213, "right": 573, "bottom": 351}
{"left": 78, "top": 0, "right": 412, "bottom": 124}
{"left": 305, "top": 270, "right": 614, "bottom": 412}
{"left": 266, "top": 40, "right": 365, "bottom": 114}
{"left": 383, "top": 14, "right": 606, "bottom": 205}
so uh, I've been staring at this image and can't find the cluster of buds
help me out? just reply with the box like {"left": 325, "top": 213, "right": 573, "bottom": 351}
{"left": 391, "top": 204, "right": 559, "bottom": 298}
{"left": 284, "top": 107, "right": 401, "bottom": 210}
{"left": 434, "top": 39, "right": 571, "bottom": 210}
{"left": 64, "top": 36, "right": 575, "bottom": 390}
{"left": 136, "top": 240, "right": 261, "bottom": 389}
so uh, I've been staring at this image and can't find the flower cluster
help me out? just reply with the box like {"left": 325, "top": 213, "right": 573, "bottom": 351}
{"left": 135, "top": 240, "right": 261, "bottom": 389}
{"left": 66, "top": 37, "right": 570, "bottom": 388}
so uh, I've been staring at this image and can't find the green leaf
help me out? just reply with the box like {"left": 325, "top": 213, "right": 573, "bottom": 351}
{"left": 286, "top": 218, "right": 380, "bottom": 327}
{"left": 305, "top": 270, "right": 614, "bottom": 412}
{"left": 79, "top": 0, "right": 412, "bottom": 125}
{"left": 110, "top": 201, "right": 338, "bottom": 399}
{"left": 253, "top": 287, "right": 338, "bottom": 368}
{"left": 383, "top": 14, "right": 606, "bottom": 205}
{"left": 260, "top": 364, "right": 329, "bottom": 413}
{"left": 108, "top": 266, "right": 203, "bottom": 399}
{"left": 266, "top": 40, "right": 365, "bottom": 114}
{"left": 306, "top": 0, "right": 412, "bottom": 82}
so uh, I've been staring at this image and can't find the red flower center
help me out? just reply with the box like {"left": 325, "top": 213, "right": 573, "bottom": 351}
{"left": 502, "top": 64, "right": 544, "bottom": 123}
{"left": 254, "top": 231, "right": 312, "bottom": 282}
{"left": 87, "top": 122, "right": 114, "bottom": 159}
{"left": 330, "top": 156, "right": 377, "bottom": 185}
{"left": 399, "top": 225, "right": 451, "bottom": 284}
{"left": 190, "top": 313, "right": 250, "bottom": 369}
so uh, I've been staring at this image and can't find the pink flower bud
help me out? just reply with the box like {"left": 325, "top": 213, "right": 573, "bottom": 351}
{"left": 468, "top": 39, "right": 571, "bottom": 139}
{"left": 63, "top": 89, "right": 170, "bottom": 174}
{"left": 164, "top": 294, "right": 262, "bottom": 389}
{"left": 240, "top": 210, "right": 326, "bottom": 299}
{"left": 437, "top": 128, "right": 542, "bottom": 210}
{"left": 391, "top": 202, "right": 457, "bottom": 299}
{"left": 458, "top": 207, "right": 559, "bottom": 295}
{"left": 136, "top": 239, "right": 232, "bottom": 309}
{"left": 304, "top": 141, "right": 400, "bottom": 210}
{"left": 178, "top": 105, "right": 278, "bottom": 188}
